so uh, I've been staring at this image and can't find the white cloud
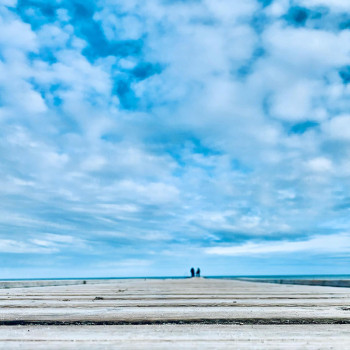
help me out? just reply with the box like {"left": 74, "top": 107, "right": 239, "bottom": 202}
{"left": 37, "top": 24, "right": 71, "bottom": 48}
{"left": 112, "top": 259, "right": 152, "bottom": 267}
{"left": 263, "top": 25, "right": 350, "bottom": 72}
{"left": 0, "top": 234, "right": 87, "bottom": 254}
{"left": 1, "top": 0, "right": 350, "bottom": 275}
{"left": 56, "top": 8, "right": 70, "bottom": 22}
{"left": 0, "top": 239, "right": 56, "bottom": 253}
{"left": 270, "top": 81, "right": 317, "bottom": 121}
{"left": 43, "top": 234, "right": 80, "bottom": 244}
{"left": 205, "top": 233, "right": 350, "bottom": 256}
{"left": 324, "top": 115, "right": 350, "bottom": 140}
{"left": 307, "top": 157, "right": 333, "bottom": 173}
{"left": 96, "top": 13, "right": 143, "bottom": 40}
{"left": 112, "top": 180, "right": 180, "bottom": 205}
{"left": 203, "top": 0, "right": 258, "bottom": 22}
{"left": 297, "top": 0, "right": 350, "bottom": 12}
{"left": 0, "top": 16, "right": 37, "bottom": 52}
{"left": 81, "top": 155, "right": 106, "bottom": 172}
{"left": 1, "top": 0, "right": 17, "bottom": 7}
{"left": 265, "top": 0, "right": 289, "bottom": 17}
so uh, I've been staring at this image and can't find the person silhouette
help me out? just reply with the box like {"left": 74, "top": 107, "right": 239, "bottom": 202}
{"left": 190, "top": 267, "right": 195, "bottom": 278}
{"left": 196, "top": 268, "right": 200, "bottom": 277}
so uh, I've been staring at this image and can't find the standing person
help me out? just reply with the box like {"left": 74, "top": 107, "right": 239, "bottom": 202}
{"left": 190, "top": 267, "right": 195, "bottom": 278}
{"left": 196, "top": 268, "right": 200, "bottom": 277}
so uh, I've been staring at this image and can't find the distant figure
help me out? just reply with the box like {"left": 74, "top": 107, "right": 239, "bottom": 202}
{"left": 196, "top": 268, "right": 200, "bottom": 277}
{"left": 190, "top": 267, "right": 195, "bottom": 278}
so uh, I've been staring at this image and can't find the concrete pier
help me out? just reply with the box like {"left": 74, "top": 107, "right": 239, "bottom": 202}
{"left": 0, "top": 278, "right": 349, "bottom": 348}
{"left": 239, "top": 278, "right": 350, "bottom": 288}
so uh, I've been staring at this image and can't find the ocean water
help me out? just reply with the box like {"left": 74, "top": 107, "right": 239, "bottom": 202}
{"left": 1, "top": 274, "right": 350, "bottom": 281}
{"left": 209, "top": 274, "right": 350, "bottom": 280}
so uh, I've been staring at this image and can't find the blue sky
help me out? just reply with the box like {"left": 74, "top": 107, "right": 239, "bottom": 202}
{"left": 1, "top": 0, "right": 350, "bottom": 278}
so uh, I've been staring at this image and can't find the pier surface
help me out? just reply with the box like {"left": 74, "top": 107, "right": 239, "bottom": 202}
{"left": 0, "top": 278, "right": 349, "bottom": 348}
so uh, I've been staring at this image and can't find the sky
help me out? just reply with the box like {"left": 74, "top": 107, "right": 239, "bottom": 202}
{"left": 1, "top": 0, "right": 350, "bottom": 278}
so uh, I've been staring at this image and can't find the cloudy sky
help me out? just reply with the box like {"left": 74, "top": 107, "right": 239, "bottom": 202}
{"left": 1, "top": 0, "right": 350, "bottom": 278}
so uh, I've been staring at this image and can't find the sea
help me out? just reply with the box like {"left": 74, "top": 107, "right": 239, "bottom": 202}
{"left": 1, "top": 274, "right": 350, "bottom": 281}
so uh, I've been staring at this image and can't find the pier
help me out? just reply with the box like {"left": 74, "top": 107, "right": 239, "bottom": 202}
{"left": 0, "top": 278, "right": 349, "bottom": 348}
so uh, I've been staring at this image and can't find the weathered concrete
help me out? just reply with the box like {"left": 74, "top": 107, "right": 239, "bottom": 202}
{"left": 1, "top": 324, "right": 350, "bottom": 349}
{"left": 240, "top": 278, "right": 350, "bottom": 288}
{"left": 0, "top": 278, "right": 120, "bottom": 289}
{"left": 0, "top": 278, "right": 349, "bottom": 348}
{"left": 0, "top": 280, "right": 87, "bottom": 289}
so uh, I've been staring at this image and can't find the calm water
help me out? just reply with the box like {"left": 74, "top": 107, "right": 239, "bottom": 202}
{"left": 210, "top": 275, "right": 350, "bottom": 280}
{"left": 1, "top": 274, "right": 350, "bottom": 281}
